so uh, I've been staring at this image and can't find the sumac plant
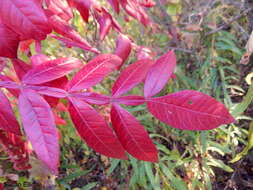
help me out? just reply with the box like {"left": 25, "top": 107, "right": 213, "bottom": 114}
{"left": 0, "top": 0, "right": 234, "bottom": 175}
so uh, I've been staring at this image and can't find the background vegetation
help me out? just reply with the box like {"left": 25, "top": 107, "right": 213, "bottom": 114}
{"left": 1, "top": 0, "right": 253, "bottom": 189}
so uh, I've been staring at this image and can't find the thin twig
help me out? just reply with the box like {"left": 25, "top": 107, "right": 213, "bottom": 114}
{"left": 205, "top": 7, "right": 253, "bottom": 36}
{"left": 167, "top": 46, "right": 194, "bottom": 54}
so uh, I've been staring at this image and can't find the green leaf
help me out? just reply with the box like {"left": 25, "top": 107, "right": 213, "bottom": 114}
{"left": 230, "top": 121, "right": 253, "bottom": 163}
{"left": 207, "top": 159, "right": 233, "bottom": 172}
{"left": 106, "top": 159, "right": 120, "bottom": 176}
{"left": 59, "top": 169, "right": 91, "bottom": 183}
{"left": 231, "top": 83, "right": 253, "bottom": 117}
{"left": 81, "top": 182, "right": 98, "bottom": 190}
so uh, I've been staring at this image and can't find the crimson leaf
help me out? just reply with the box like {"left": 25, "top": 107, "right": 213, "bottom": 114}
{"left": 112, "top": 59, "right": 153, "bottom": 97}
{"left": 0, "top": 0, "right": 51, "bottom": 40}
{"left": 114, "top": 34, "right": 132, "bottom": 68}
{"left": 107, "top": 0, "right": 120, "bottom": 13}
{"left": 45, "top": 0, "right": 73, "bottom": 22}
{"left": 111, "top": 104, "right": 158, "bottom": 162}
{"left": 48, "top": 15, "right": 99, "bottom": 53}
{"left": 67, "top": 0, "right": 97, "bottom": 22}
{"left": 0, "top": 23, "right": 19, "bottom": 58}
{"left": 94, "top": 8, "right": 112, "bottom": 40}
{"left": 22, "top": 57, "right": 82, "bottom": 85}
{"left": 67, "top": 54, "right": 122, "bottom": 92}
{"left": 12, "top": 59, "right": 32, "bottom": 80}
{"left": 144, "top": 50, "right": 176, "bottom": 97}
{"left": 18, "top": 89, "right": 59, "bottom": 174}
{"left": 68, "top": 97, "right": 127, "bottom": 159}
{"left": 0, "top": 90, "right": 21, "bottom": 135}
{"left": 147, "top": 90, "right": 235, "bottom": 130}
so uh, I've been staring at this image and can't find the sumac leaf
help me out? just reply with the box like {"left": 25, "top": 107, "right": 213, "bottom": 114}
{"left": 107, "top": 0, "right": 120, "bottom": 14}
{"left": 68, "top": 97, "right": 127, "bottom": 159}
{"left": 67, "top": 54, "right": 122, "bottom": 92}
{"left": 67, "top": 0, "right": 97, "bottom": 22}
{"left": 0, "top": 23, "right": 19, "bottom": 58}
{"left": 147, "top": 90, "right": 235, "bottom": 130}
{"left": 50, "top": 34, "right": 99, "bottom": 53}
{"left": 12, "top": 59, "right": 32, "bottom": 80}
{"left": 48, "top": 15, "right": 99, "bottom": 53}
{"left": 144, "top": 50, "right": 176, "bottom": 97}
{"left": 112, "top": 59, "right": 153, "bottom": 96}
{"left": 111, "top": 104, "right": 158, "bottom": 162}
{"left": 18, "top": 89, "right": 59, "bottom": 174}
{"left": 0, "top": 0, "right": 51, "bottom": 40}
{"left": 94, "top": 8, "right": 112, "bottom": 40}
{"left": 0, "top": 90, "right": 21, "bottom": 135}
{"left": 119, "top": 0, "right": 150, "bottom": 26}
{"left": 22, "top": 57, "right": 82, "bottom": 85}
{"left": 46, "top": 0, "right": 73, "bottom": 22}
{"left": 30, "top": 54, "right": 68, "bottom": 106}
{"left": 114, "top": 34, "right": 132, "bottom": 68}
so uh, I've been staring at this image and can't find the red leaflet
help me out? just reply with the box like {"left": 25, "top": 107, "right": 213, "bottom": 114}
{"left": 50, "top": 34, "right": 99, "bottom": 53}
{"left": 0, "top": 91, "right": 21, "bottom": 135}
{"left": 147, "top": 90, "right": 235, "bottom": 130}
{"left": 119, "top": 0, "right": 150, "bottom": 26}
{"left": 48, "top": 15, "right": 99, "bottom": 53}
{"left": 71, "top": 92, "right": 111, "bottom": 105}
{"left": 112, "top": 59, "right": 153, "bottom": 96}
{"left": 114, "top": 34, "right": 132, "bottom": 68}
{"left": 0, "top": 23, "right": 19, "bottom": 58}
{"left": 22, "top": 57, "right": 82, "bottom": 85}
{"left": 67, "top": 0, "right": 98, "bottom": 22}
{"left": 0, "top": 0, "right": 51, "bottom": 40}
{"left": 68, "top": 97, "right": 127, "bottom": 159}
{"left": 67, "top": 54, "right": 122, "bottom": 92}
{"left": 111, "top": 104, "right": 158, "bottom": 162}
{"left": 144, "top": 50, "right": 176, "bottom": 97}
{"left": 94, "top": 8, "right": 112, "bottom": 40}
{"left": 18, "top": 89, "right": 59, "bottom": 174}
{"left": 112, "top": 95, "right": 145, "bottom": 105}
{"left": 11, "top": 59, "right": 32, "bottom": 80}
{"left": 46, "top": 0, "right": 73, "bottom": 22}
{"left": 30, "top": 54, "right": 69, "bottom": 106}
{"left": 107, "top": 0, "right": 120, "bottom": 13}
